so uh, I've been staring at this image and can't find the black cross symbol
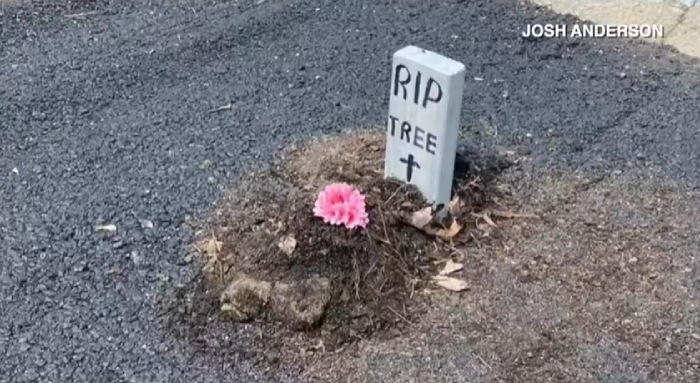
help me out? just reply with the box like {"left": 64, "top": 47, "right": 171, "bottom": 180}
{"left": 399, "top": 154, "right": 420, "bottom": 182}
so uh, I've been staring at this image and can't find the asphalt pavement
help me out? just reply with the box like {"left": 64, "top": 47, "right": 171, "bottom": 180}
{"left": 1, "top": 0, "right": 700, "bottom": 382}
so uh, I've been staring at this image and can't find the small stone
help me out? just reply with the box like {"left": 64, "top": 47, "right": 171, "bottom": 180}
{"left": 270, "top": 276, "right": 331, "bottom": 330}
{"left": 200, "top": 160, "right": 213, "bottom": 169}
{"left": 32, "top": 111, "right": 47, "bottom": 120}
{"left": 156, "top": 273, "right": 170, "bottom": 283}
{"left": 130, "top": 250, "right": 143, "bottom": 266}
{"left": 95, "top": 224, "right": 117, "bottom": 234}
{"left": 220, "top": 275, "right": 272, "bottom": 322}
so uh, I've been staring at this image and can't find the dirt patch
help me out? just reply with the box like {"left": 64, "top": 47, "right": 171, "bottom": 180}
{"left": 302, "top": 169, "right": 700, "bottom": 383}
{"left": 159, "top": 130, "right": 527, "bottom": 368}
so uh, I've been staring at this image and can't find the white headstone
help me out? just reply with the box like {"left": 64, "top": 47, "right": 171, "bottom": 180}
{"left": 384, "top": 46, "right": 466, "bottom": 208}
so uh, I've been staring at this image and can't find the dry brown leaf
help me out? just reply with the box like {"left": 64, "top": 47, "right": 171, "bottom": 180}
{"left": 95, "top": 224, "right": 117, "bottom": 233}
{"left": 483, "top": 212, "right": 497, "bottom": 227}
{"left": 202, "top": 257, "right": 218, "bottom": 275}
{"left": 448, "top": 196, "right": 463, "bottom": 215}
{"left": 278, "top": 236, "right": 297, "bottom": 256}
{"left": 433, "top": 276, "right": 470, "bottom": 292}
{"left": 437, "top": 220, "right": 463, "bottom": 241}
{"left": 410, "top": 207, "right": 433, "bottom": 229}
{"left": 431, "top": 257, "right": 451, "bottom": 265}
{"left": 490, "top": 209, "right": 539, "bottom": 219}
{"left": 199, "top": 238, "right": 223, "bottom": 255}
{"left": 439, "top": 259, "right": 464, "bottom": 275}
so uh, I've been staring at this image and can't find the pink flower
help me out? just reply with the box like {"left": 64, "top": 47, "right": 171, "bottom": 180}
{"left": 313, "top": 183, "right": 369, "bottom": 229}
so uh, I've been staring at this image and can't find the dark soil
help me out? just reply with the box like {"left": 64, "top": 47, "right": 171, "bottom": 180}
{"left": 159, "top": 130, "right": 526, "bottom": 367}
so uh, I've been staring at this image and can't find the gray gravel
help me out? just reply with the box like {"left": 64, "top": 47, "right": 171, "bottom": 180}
{"left": 2, "top": 0, "right": 700, "bottom": 382}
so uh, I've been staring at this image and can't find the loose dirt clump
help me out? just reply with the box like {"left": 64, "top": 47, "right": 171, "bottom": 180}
{"left": 162, "top": 130, "right": 526, "bottom": 365}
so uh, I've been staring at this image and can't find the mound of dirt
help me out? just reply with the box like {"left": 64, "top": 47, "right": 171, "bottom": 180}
{"left": 156, "top": 130, "right": 700, "bottom": 382}
{"left": 162, "top": 130, "right": 531, "bottom": 365}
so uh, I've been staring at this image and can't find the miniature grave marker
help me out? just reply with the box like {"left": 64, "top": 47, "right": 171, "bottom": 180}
{"left": 384, "top": 46, "right": 466, "bottom": 209}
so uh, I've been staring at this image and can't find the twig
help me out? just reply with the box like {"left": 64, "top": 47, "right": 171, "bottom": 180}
{"left": 384, "top": 183, "right": 407, "bottom": 206}
{"left": 364, "top": 259, "right": 378, "bottom": 279}
{"left": 352, "top": 251, "right": 360, "bottom": 300}
{"left": 378, "top": 279, "right": 387, "bottom": 293}
{"left": 219, "top": 261, "right": 224, "bottom": 283}
{"left": 208, "top": 102, "right": 234, "bottom": 113}
{"left": 386, "top": 246, "right": 412, "bottom": 277}
{"left": 365, "top": 228, "right": 394, "bottom": 248}
{"left": 409, "top": 278, "right": 417, "bottom": 299}
{"left": 377, "top": 206, "right": 391, "bottom": 244}
{"left": 477, "top": 354, "right": 492, "bottom": 371}
{"left": 387, "top": 305, "right": 418, "bottom": 328}
{"left": 468, "top": 231, "right": 481, "bottom": 248}
{"left": 65, "top": 11, "right": 99, "bottom": 18}
{"left": 488, "top": 209, "right": 539, "bottom": 219}
{"left": 209, "top": 229, "right": 224, "bottom": 283}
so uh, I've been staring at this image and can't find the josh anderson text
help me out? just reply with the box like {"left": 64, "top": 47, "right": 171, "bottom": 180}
{"left": 522, "top": 24, "right": 664, "bottom": 38}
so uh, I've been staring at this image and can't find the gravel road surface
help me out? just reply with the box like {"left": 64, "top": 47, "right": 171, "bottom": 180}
{"left": 2, "top": 0, "right": 699, "bottom": 382}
